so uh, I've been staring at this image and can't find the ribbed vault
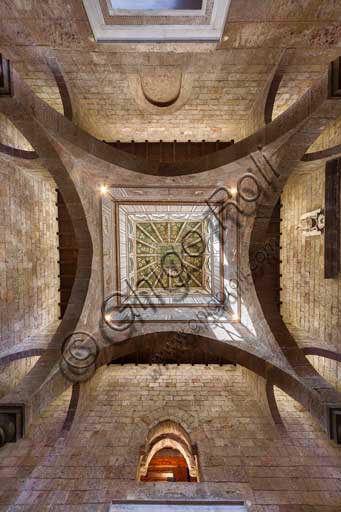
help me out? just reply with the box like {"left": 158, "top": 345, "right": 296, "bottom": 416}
{"left": 1, "top": 48, "right": 341, "bottom": 449}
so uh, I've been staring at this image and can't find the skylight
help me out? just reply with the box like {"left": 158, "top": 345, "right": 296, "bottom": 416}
{"left": 83, "top": 0, "right": 232, "bottom": 42}
{"left": 110, "top": 0, "right": 203, "bottom": 10}
{"left": 101, "top": 188, "right": 240, "bottom": 326}
{"left": 110, "top": 502, "right": 247, "bottom": 512}
{"left": 118, "top": 204, "right": 222, "bottom": 304}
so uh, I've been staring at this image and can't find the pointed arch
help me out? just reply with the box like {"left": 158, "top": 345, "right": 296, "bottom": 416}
{"left": 137, "top": 419, "right": 200, "bottom": 482}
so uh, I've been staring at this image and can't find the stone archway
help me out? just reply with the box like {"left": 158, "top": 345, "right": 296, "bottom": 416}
{"left": 137, "top": 420, "right": 200, "bottom": 482}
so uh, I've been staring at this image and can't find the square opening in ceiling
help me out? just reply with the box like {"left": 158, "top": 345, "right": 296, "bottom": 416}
{"left": 101, "top": 187, "right": 241, "bottom": 327}
{"left": 83, "top": 0, "right": 232, "bottom": 41}
{"left": 110, "top": 0, "right": 203, "bottom": 10}
{"left": 118, "top": 203, "right": 223, "bottom": 306}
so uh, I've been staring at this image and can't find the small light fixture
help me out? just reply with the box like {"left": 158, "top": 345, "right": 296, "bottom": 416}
{"left": 230, "top": 186, "right": 237, "bottom": 197}
{"left": 104, "top": 313, "right": 111, "bottom": 322}
{"left": 231, "top": 312, "right": 239, "bottom": 321}
{"left": 100, "top": 185, "right": 108, "bottom": 195}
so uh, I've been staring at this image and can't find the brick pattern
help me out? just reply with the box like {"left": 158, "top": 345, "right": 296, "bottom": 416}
{"left": 64, "top": 50, "right": 267, "bottom": 142}
{"left": 0, "top": 357, "right": 40, "bottom": 399}
{"left": 0, "top": 114, "right": 33, "bottom": 151}
{"left": 272, "top": 66, "right": 327, "bottom": 120}
{"left": 309, "top": 116, "right": 341, "bottom": 154}
{"left": 273, "top": 385, "right": 341, "bottom": 498}
{"left": 14, "top": 386, "right": 73, "bottom": 449}
{"left": 2, "top": 1, "right": 341, "bottom": 144}
{"left": 306, "top": 355, "right": 341, "bottom": 393}
{"left": 280, "top": 168, "right": 341, "bottom": 350}
{"left": 0, "top": 164, "right": 60, "bottom": 352}
{"left": 12, "top": 60, "right": 64, "bottom": 116}
{"left": 0, "top": 365, "right": 340, "bottom": 510}
{"left": 280, "top": 167, "right": 341, "bottom": 392}
{"left": 65, "top": 47, "right": 341, "bottom": 142}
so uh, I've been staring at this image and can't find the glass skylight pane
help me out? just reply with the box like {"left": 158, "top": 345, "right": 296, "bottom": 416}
{"left": 110, "top": 0, "right": 203, "bottom": 10}
{"left": 110, "top": 504, "right": 247, "bottom": 512}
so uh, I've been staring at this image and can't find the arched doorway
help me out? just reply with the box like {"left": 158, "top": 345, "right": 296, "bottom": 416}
{"left": 137, "top": 420, "right": 199, "bottom": 482}
{"left": 140, "top": 447, "right": 196, "bottom": 482}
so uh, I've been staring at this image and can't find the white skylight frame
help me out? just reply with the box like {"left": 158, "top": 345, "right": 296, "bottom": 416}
{"left": 82, "top": 0, "right": 231, "bottom": 41}
{"left": 110, "top": 501, "right": 248, "bottom": 512}
{"left": 118, "top": 203, "right": 222, "bottom": 306}
{"left": 101, "top": 188, "right": 241, "bottom": 326}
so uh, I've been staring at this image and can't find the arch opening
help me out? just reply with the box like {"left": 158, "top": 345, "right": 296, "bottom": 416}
{"left": 140, "top": 447, "right": 196, "bottom": 482}
{"left": 137, "top": 420, "right": 199, "bottom": 482}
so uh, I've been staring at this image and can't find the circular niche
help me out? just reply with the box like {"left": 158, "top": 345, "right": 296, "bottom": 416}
{"left": 129, "top": 66, "right": 194, "bottom": 115}
{"left": 141, "top": 66, "right": 182, "bottom": 107}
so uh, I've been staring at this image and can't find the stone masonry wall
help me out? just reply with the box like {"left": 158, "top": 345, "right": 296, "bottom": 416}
{"left": 280, "top": 166, "right": 341, "bottom": 390}
{"left": 0, "top": 163, "right": 60, "bottom": 353}
{"left": 0, "top": 357, "right": 40, "bottom": 399}
{"left": 0, "top": 364, "right": 340, "bottom": 510}
{"left": 280, "top": 167, "right": 340, "bottom": 347}
{"left": 306, "top": 354, "right": 341, "bottom": 393}
{"left": 0, "top": 114, "right": 33, "bottom": 151}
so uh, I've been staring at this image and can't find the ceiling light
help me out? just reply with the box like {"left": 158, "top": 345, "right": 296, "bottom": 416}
{"left": 100, "top": 185, "right": 108, "bottom": 195}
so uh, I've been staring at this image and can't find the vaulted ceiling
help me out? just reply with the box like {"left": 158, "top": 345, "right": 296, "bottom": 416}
{"left": 1, "top": 0, "right": 341, "bottom": 142}
{"left": 1, "top": 0, "right": 341, "bottom": 452}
